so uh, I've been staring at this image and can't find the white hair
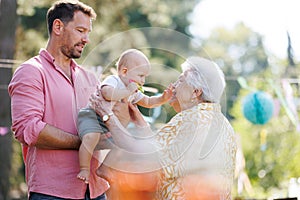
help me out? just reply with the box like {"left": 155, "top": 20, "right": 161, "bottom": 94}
{"left": 181, "top": 57, "right": 226, "bottom": 103}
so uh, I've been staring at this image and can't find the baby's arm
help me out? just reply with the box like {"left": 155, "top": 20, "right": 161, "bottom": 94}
{"left": 137, "top": 87, "right": 173, "bottom": 108}
{"left": 101, "top": 83, "right": 138, "bottom": 101}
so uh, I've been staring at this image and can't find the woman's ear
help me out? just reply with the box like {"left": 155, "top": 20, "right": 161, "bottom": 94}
{"left": 193, "top": 88, "right": 203, "bottom": 98}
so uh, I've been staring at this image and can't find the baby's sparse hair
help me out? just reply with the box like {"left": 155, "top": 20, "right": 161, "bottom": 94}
{"left": 116, "top": 49, "right": 149, "bottom": 71}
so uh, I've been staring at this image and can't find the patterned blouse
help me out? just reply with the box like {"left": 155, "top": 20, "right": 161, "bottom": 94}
{"left": 155, "top": 103, "right": 237, "bottom": 200}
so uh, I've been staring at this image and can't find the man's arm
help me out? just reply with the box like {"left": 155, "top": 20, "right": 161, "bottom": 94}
{"left": 9, "top": 64, "right": 80, "bottom": 149}
{"left": 36, "top": 124, "right": 81, "bottom": 149}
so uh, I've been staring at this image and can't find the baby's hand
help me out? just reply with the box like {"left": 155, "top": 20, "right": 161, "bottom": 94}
{"left": 129, "top": 79, "right": 144, "bottom": 93}
{"left": 136, "top": 84, "right": 144, "bottom": 93}
{"left": 127, "top": 82, "right": 138, "bottom": 94}
{"left": 162, "top": 85, "right": 173, "bottom": 102}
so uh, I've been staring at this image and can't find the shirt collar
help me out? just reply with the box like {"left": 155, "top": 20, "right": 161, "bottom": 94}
{"left": 39, "top": 48, "right": 79, "bottom": 71}
{"left": 197, "top": 102, "right": 221, "bottom": 111}
{"left": 39, "top": 48, "right": 55, "bottom": 63}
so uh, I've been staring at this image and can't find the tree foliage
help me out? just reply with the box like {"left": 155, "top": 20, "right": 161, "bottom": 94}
{"left": 16, "top": 0, "right": 197, "bottom": 62}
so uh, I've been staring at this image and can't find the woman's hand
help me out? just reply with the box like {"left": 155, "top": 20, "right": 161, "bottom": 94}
{"left": 91, "top": 85, "right": 131, "bottom": 126}
{"left": 128, "top": 103, "right": 148, "bottom": 127}
{"left": 113, "top": 99, "right": 131, "bottom": 127}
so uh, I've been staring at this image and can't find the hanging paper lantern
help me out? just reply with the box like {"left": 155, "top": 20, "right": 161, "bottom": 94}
{"left": 242, "top": 91, "right": 274, "bottom": 125}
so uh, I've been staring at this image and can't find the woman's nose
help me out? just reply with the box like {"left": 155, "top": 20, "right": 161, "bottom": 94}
{"left": 173, "top": 81, "right": 178, "bottom": 87}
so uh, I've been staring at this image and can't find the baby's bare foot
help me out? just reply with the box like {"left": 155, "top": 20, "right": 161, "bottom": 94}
{"left": 77, "top": 169, "right": 89, "bottom": 184}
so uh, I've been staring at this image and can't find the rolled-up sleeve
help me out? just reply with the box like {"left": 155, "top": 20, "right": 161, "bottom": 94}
{"left": 8, "top": 64, "right": 46, "bottom": 145}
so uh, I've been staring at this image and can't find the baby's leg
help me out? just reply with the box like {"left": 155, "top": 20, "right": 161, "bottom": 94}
{"left": 95, "top": 149, "right": 121, "bottom": 183}
{"left": 77, "top": 132, "right": 100, "bottom": 184}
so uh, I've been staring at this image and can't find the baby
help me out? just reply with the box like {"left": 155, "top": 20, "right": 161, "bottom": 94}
{"left": 77, "top": 49, "right": 172, "bottom": 183}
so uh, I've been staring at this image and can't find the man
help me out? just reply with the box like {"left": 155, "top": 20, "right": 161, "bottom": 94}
{"left": 9, "top": 1, "right": 111, "bottom": 199}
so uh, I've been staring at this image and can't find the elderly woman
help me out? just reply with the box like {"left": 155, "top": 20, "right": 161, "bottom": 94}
{"left": 92, "top": 56, "right": 237, "bottom": 200}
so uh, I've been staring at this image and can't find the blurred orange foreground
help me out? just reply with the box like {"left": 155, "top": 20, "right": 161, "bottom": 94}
{"left": 100, "top": 164, "right": 226, "bottom": 200}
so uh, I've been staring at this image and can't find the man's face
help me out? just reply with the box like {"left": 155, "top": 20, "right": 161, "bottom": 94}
{"left": 60, "top": 11, "right": 92, "bottom": 59}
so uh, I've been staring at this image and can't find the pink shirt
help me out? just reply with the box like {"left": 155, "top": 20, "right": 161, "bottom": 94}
{"left": 8, "top": 49, "right": 109, "bottom": 199}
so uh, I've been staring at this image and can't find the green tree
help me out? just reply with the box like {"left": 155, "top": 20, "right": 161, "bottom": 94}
{"left": 15, "top": 0, "right": 198, "bottom": 63}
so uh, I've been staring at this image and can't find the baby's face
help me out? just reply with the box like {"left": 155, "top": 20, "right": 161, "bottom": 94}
{"left": 125, "top": 64, "right": 150, "bottom": 86}
{"left": 120, "top": 55, "right": 151, "bottom": 86}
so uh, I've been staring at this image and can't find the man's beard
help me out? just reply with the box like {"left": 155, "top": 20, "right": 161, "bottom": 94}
{"left": 61, "top": 44, "right": 82, "bottom": 59}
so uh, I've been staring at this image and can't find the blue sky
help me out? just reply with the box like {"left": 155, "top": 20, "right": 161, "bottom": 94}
{"left": 189, "top": 0, "right": 300, "bottom": 60}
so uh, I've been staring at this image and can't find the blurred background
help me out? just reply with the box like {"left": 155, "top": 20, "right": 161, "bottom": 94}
{"left": 1, "top": 0, "right": 300, "bottom": 199}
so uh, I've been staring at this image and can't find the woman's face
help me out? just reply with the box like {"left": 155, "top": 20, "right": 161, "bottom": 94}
{"left": 169, "top": 70, "right": 195, "bottom": 112}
